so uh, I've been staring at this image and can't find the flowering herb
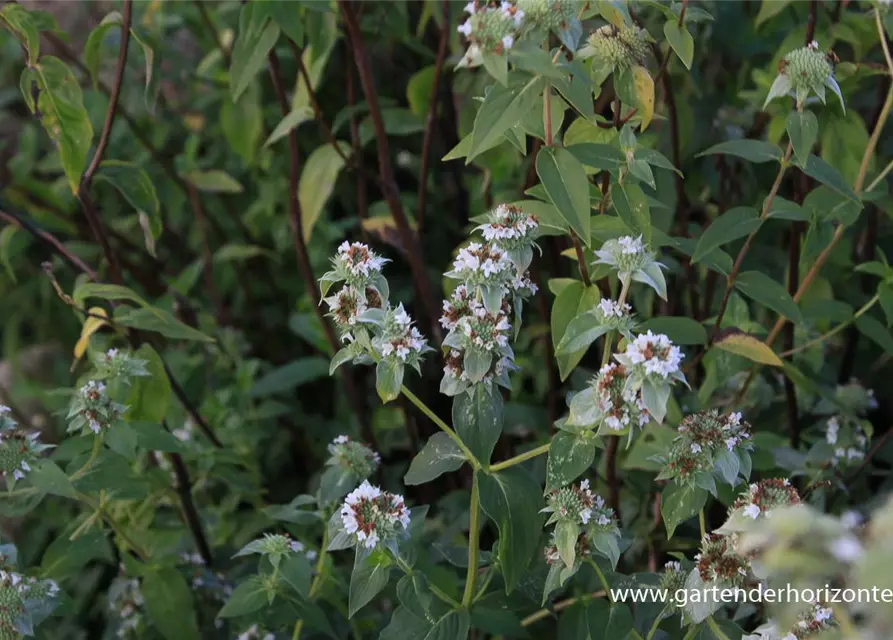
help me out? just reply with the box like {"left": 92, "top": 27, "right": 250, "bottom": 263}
{"left": 338, "top": 481, "right": 411, "bottom": 550}
{"left": 593, "top": 236, "right": 668, "bottom": 300}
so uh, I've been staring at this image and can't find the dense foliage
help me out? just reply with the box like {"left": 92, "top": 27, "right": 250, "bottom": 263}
{"left": 2, "top": 1, "right": 893, "bottom": 639}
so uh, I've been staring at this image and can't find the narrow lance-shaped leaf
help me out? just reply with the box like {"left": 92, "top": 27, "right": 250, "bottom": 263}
{"left": 537, "top": 146, "right": 591, "bottom": 245}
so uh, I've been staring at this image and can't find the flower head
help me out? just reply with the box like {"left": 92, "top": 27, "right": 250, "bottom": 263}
{"left": 373, "top": 304, "right": 429, "bottom": 366}
{"left": 517, "top": 0, "right": 576, "bottom": 32}
{"left": 695, "top": 533, "right": 750, "bottom": 587}
{"left": 66, "top": 380, "right": 127, "bottom": 436}
{"left": 658, "top": 561, "right": 688, "bottom": 603}
{"left": 730, "top": 479, "right": 801, "bottom": 523}
{"left": 92, "top": 349, "right": 150, "bottom": 384}
{"left": 617, "top": 331, "right": 684, "bottom": 379}
{"left": 446, "top": 242, "right": 514, "bottom": 290}
{"left": 457, "top": 1, "right": 523, "bottom": 59}
{"left": 0, "top": 570, "right": 59, "bottom": 638}
{"left": 109, "top": 577, "right": 145, "bottom": 638}
{"left": 543, "top": 479, "right": 615, "bottom": 528}
{"left": 0, "top": 408, "right": 51, "bottom": 489}
{"left": 765, "top": 41, "right": 844, "bottom": 111}
{"left": 339, "top": 481, "right": 411, "bottom": 549}
{"left": 593, "top": 236, "right": 668, "bottom": 299}
{"left": 327, "top": 435, "right": 381, "bottom": 479}
{"left": 234, "top": 533, "right": 309, "bottom": 568}
{"left": 475, "top": 204, "right": 539, "bottom": 252}
{"left": 337, "top": 242, "right": 387, "bottom": 278}
{"left": 578, "top": 24, "right": 651, "bottom": 70}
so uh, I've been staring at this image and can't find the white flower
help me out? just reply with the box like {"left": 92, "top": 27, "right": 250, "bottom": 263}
{"left": 618, "top": 235, "right": 645, "bottom": 255}
{"left": 664, "top": 561, "right": 681, "bottom": 571}
{"left": 502, "top": 34, "right": 514, "bottom": 49}
{"left": 829, "top": 535, "right": 863, "bottom": 562}
{"left": 622, "top": 331, "right": 683, "bottom": 378}
{"left": 690, "top": 443, "right": 702, "bottom": 454}
{"left": 580, "top": 508, "right": 592, "bottom": 524}
{"left": 464, "top": 1, "right": 476, "bottom": 14}
{"left": 725, "top": 438, "right": 738, "bottom": 451}
{"left": 597, "top": 298, "right": 629, "bottom": 318}
{"left": 0, "top": 406, "right": 10, "bottom": 415}
{"left": 825, "top": 416, "right": 840, "bottom": 445}
{"left": 333, "top": 435, "right": 349, "bottom": 444}
{"left": 743, "top": 504, "right": 762, "bottom": 519}
{"left": 728, "top": 412, "right": 742, "bottom": 426}
{"left": 814, "top": 606, "right": 833, "bottom": 622}
{"left": 393, "top": 304, "right": 411, "bottom": 327}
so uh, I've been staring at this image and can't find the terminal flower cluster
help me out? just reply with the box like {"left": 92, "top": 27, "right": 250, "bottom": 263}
{"left": 327, "top": 435, "right": 381, "bottom": 480}
{"left": 339, "top": 481, "right": 411, "bottom": 550}
{"left": 0, "top": 406, "right": 51, "bottom": 490}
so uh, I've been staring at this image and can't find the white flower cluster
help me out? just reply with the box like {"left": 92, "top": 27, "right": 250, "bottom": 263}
{"left": 457, "top": 1, "right": 525, "bottom": 62}
{"left": 449, "top": 242, "right": 514, "bottom": 286}
{"left": 658, "top": 410, "right": 753, "bottom": 487}
{"left": 0, "top": 406, "right": 50, "bottom": 488}
{"left": 819, "top": 382, "right": 875, "bottom": 469}
{"left": 66, "top": 380, "right": 127, "bottom": 436}
{"left": 619, "top": 331, "right": 684, "bottom": 378}
{"left": 373, "top": 304, "right": 428, "bottom": 365}
{"left": 340, "top": 481, "right": 411, "bottom": 549}
{"left": 234, "top": 533, "right": 312, "bottom": 568}
{"left": 544, "top": 479, "right": 615, "bottom": 528}
{"left": 237, "top": 625, "right": 276, "bottom": 640}
{"left": 747, "top": 604, "right": 834, "bottom": 640}
{"left": 327, "top": 434, "right": 381, "bottom": 479}
{"left": 335, "top": 241, "right": 388, "bottom": 279}
{"left": 593, "top": 235, "right": 668, "bottom": 300}
{"left": 566, "top": 362, "right": 650, "bottom": 434}
{"left": 109, "top": 577, "right": 144, "bottom": 638}
{"left": 475, "top": 204, "right": 539, "bottom": 254}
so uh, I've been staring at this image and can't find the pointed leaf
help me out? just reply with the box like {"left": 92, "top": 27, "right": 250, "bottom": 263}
{"left": 537, "top": 146, "right": 591, "bottom": 244}
{"left": 692, "top": 207, "right": 761, "bottom": 263}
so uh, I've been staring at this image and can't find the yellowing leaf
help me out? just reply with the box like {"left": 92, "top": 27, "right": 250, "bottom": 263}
{"left": 299, "top": 142, "right": 351, "bottom": 241}
{"left": 713, "top": 328, "right": 783, "bottom": 367}
{"left": 73, "top": 307, "right": 109, "bottom": 366}
{"left": 631, "top": 65, "right": 654, "bottom": 130}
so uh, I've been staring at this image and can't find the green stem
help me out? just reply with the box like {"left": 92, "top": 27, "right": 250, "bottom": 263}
{"left": 489, "top": 443, "right": 550, "bottom": 471}
{"left": 699, "top": 509, "right": 707, "bottom": 539}
{"left": 462, "top": 474, "right": 481, "bottom": 607}
{"left": 780, "top": 293, "right": 880, "bottom": 357}
{"left": 78, "top": 491, "right": 149, "bottom": 561}
{"left": 394, "top": 554, "right": 462, "bottom": 608}
{"left": 400, "top": 385, "right": 482, "bottom": 471}
{"left": 706, "top": 616, "right": 732, "bottom": 640}
{"left": 70, "top": 436, "right": 102, "bottom": 481}
{"left": 587, "top": 558, "right": 614, "bottom": 604}
{"left": 866, "top": 156, "right": 893, "bottom": 193}
{"left": 645, "top": 605, "right": 668, "bottom": 640}
{"left": 600, "top": 274, "right": 633, "bottom": 367}
{"left": 472, "top": 566, "right": 495, "bottom": 605}
{"left": 682, "top": 625, "right": 700, "bottom": 640}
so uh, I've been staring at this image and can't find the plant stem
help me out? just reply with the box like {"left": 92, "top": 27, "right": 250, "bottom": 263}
{"left": 520, "top": 590, "right": 607, "bottom": 627}
{"left": 645, "top": 606, "right": 668, "bottom": 640}
{"left": 601, "top": 274, "right": 633, "bottom": 367}
{"left": 706, "top": 615, "right": 732, "bottom": 640}
{"left": 682, "top": 626, "right": 700, "bottom": 640}
{"left": 472, "top": 566, "right": 495, "bottom": 604}
{"left": 699, "top": 509, "right": 707, "bottom": 539}
{"left": 70, "top": 436, "right": 102, "bottom": 481}
{"left": 78, "top": 491, "right": 149, "bottom": 562}
{"left": 489, "top": 443, "right": 550, "bottom": 471}
{"left": 780, "top": 293, "right": 880, "bottom": 357}
{"left": 462, "top": 474, "right": 481, "bottom": 607}
{"left": 400, "top": 385, "right": 482, "bottom": 470}
{"left": 587, "top": 558, "right": 614, "bottom": 604}
{"left": 866, "top": 156, "right": 893, "bottom": 192}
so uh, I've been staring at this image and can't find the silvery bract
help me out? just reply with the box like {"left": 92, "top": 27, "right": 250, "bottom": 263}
{"left": 593, "top": 235, "right": 668, "bottom": 300}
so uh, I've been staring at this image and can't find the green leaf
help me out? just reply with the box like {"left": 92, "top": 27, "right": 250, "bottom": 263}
{"left": 698, "top": 139, "right": 784, "bottom": 164}
{"left": 280, "top": 553, "right": 313, "bottom": 599}
{"left": 546, "top": 431, "right": 596, "bottom": 491}
{"left": 453, "top": 382, "right": 503, "bottom": 464}
{"left": 0, "top": 226, "right": 20, "bottom": 283}
{"left": 405, "top": 433, "right": 466, "bottom": 485}
{"left": 113, "top": 307, "right": 214, "bottom": 343}
{"left": 639, "top": 317, "right": 707, "bottom": 345}
{"left": 555, "top": 310, "right": 609, "bottom": 355}
{"left": 587, "top": 599, "right": 635, "bottom": 639}
{"left": 692, "top": 207, "right": 761, "bottom": 263}
{"left": 129, "top": 421, "right": 184, "bottom": 453}
{"left": 477, "top": 467, "right": 544, "bottom": 593}
{"left": 254, "top": 0, "right": 304, "bottom": 46}
{"left": 129, "top": 27, "right": 159, "bottom": 111}
{"left": 537, "top": 146, "right": 591, "bottom": 245}
{"left": 265, "top": 105, "right": 314, "bottom": 147}
{"left": 756, "top": 0, "right": 792, "bottom": 25}
{"left": 96, "top": 160, "right": 161, "bottom": 251}
{"left": 406, "top": 65, "right": 436, "bottom": 117}
{"left": 0, "top": 4, "right": 42, "bottom": 65}
{"left": 855, "top": 314, "right": 893, "bottom": 355}
{"left": 27, "top": 57, "right": 94, "bottom": 194}
{"left": 349, "top": 546, "right": 392, "bottom": 617}
{"left": 230, "top": 3, "right": 280, "bottom": 101}
{"left": 250, "top": 357, "right": 330, "bottom": 397}
{"left": 661, "top": 482, "right": 708, "bottom": 537}
{"left": 565, "top": 143, "right": 625, "bottom": 171}
{"left": 610, "top": 182, "right": 651, "bottom": 244}
{"left": 664, "top": 21, "right": 694, "bottom": 69}
{"left": 786, "top": 110, "right": 818, "bottom": 166}
{"left": 299, "top": 142, "right": 351, "bottom": 240}
{"left": 381, "top": 606, "right": 433, "bottom": 640}
{"left": 552, "top": 283, "right": 601, "bottom": 380}
{"left": 376, "top": 359, "right": 404, "bottom": 403}
{"left": 712, "top": 328, "right": 783, "bottom": 366}
{"left": 84, "top": 12, "right": 122, "bottom": 88}
{"left": 423, "top": 610, "right": 471, "bottom": 640}
{"left": 798, "top": 154, "right": 861, "bottom": 202}
{"left": 218, "top": 578, "right": 267, "bottom": 618}
{"left": 221, "top": 82, "right": 263, "bottom": 164}
{"left": 28, "top": 460, "right": 76, "bottom": 499}
{"left": 181, "top": 169, "right": 244, "bottom": 193}
{"left": 735, "top": 271, "right": 803, "bottom": 323}
{"left": 481, "top": 51, "right": 509, "bottom": 86}
{"left": 469, "top": 76, "right": 544, "bottom": 162}
{"left": 126, "top": 344, "right": 170, "bottom": 424}
{"left": 142, "top": 567, "right": 200, "bottom": 640}
{"left": 73, "top": 282, "right": 150, "bottom": 310}
{"left": 214, "top": 244, "right": 273, "bottom": 262}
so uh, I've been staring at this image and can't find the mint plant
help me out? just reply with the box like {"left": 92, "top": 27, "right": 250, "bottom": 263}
{"left": 2, "top": 1, "right": 893, "bottom": 639}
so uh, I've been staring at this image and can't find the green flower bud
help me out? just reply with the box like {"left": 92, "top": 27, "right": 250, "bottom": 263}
{"left": 765, "top": 41, "right": 844, "bottom": 112}
{"left": 579, "top": 24, "right": 650, "bottom": 70}
{"left": 517, "top": 0, "right": 576, "bottom": 32}
{"left": 658, "top": 561, "right": 687, "bottom": 602}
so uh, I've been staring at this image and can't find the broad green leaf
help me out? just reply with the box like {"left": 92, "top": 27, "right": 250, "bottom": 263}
{"left": 481, "top": 51, "right": 509, "bottom": 86}
{"left": 786, "top": 110, "right": 818, "bottom": 166}
{"left": 376, "top": 359, "right": 403, "bottom": 403}
{"left": 639, "top": 317, "right": 707, "bottom": 345}
{"left": 264, "top": 105, "right": 314, "bottom": 147}
{"left": 73, "top": 283, "right": 151, "bottom": 310}
{"left": 230, "top": 3, "right": 280, "bottom": 101}
{"left": 29, "top": 460, "right": 76, "bottom": 499}
{"left": 555, "top": 309, "right": 609, "bottom": 355}
{"left": 0, "top": 4, "right": 42, "bottom": 65}
{"left": 661, "top": 482, "right": 708, "bottom": 537}
{"left": 254, "top": 0, "right": 305, "bottom": 46}
{"left": 113, "top": 307, "right": 215, "bottom": 343}
{"left": 552, "top": 282, "right": 601, "bottom": 380}
{"left": 280, "top": 553, "right": 313, "bottom": 599}
{"left": 349, "top": 546, "right": 392, "bottom": 617}
{"left": 698, "top": 139, "right": 784, "bottom": 164}
{"left": 855, "top": 314, "right": 893, "bottom": 355}
{"left": 623, "top": 424, "right": 677, "bottom": 471}
{"left": 664, "top": 21, "right": 694, "bottom": 69}
{"left": 26, "top": 57, "right": 93, "bottom": 194}
{"left": 218, "top": 578, "right": 267, "bottom": 618}
{"left": 453, "top": 382, "right": 503, "bottom": 464}
{"left": 96, "top": 160, "right": 161, "bottom": 251}
{"left": 406, "top": 65, "right": 436, "bottom": 117}
{"left": 299, "top": 142, "right": 351, "bottom": 240}
{"left": 477, "top": 467, "right": 544, "bottom": 593}
{"left": 712, "top": 328, "right": 783, "bottom": 366}
{"left": 84, "top": 12, "right": 122, "bottom": 88}
{"left": 735, "top": 271, "right": 803, "bottom": 323}
{"left": 537, "top": 146, "right": 591, "bottom": 244}
{"left": 587, "top": 599, "right": 635, "bottom": 639}
{"left": 129, "top": 421, "right": 184, "bottom": 453}
{"left": 405, "top": 433, "right": 466, "bottom": 485}
{"left": 423, "top": 610, "right": 471, "bottom": 640}
{"left": 468, "top": 76, "right": 544, "bottom": 161}
{"left": 221, "top": 82, "right": 263, "bottom": 164}
{"left": 126, "top": 345, "right": 170, "bottom": 424}
{"left": 798, "top": 154, "right": 860, "bottom": 202}
{"left": 250, "top": 357, "right": 329, "bottom": 397}
{"left": 566, "top": 143, "right": 625, "bottom": 171}
{"left": 181, "top": 169, "right": 243, "bottom": 193}
{"left": 610, "top": 182, "right": 651, "bottom": 244}
{"left": 381, "top": 606, "right": 432, "bottom": 640}
{"left": 546, "top": 431, "right": 596, "bottom": 491}
{"left": 756, "top": 0, "right": 792, "bottom": 25}
{"left": 691, "top": 207, "right": 761, "bottom": 263}
{"left": 142, "top": 567, "right": 200, "bottom": 640}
